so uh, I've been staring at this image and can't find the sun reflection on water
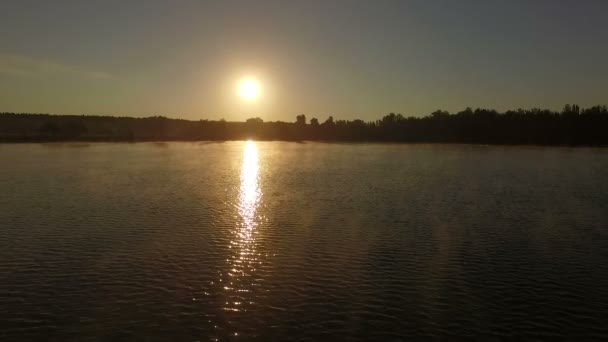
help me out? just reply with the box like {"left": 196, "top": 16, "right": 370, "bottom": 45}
{"left": 239, "top": 141, "right": 261, "bottom": 233}
{"left": 224, "top": 140, "right": 262, "bottom": 314}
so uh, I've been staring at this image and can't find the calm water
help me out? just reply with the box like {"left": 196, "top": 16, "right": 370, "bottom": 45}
{"left": 1, "top": 142, "right": 607, "bottom": 340}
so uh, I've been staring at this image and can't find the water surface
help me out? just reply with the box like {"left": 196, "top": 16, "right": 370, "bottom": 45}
{"left": 1, "top": 142, "right": 607, "bottom": 340}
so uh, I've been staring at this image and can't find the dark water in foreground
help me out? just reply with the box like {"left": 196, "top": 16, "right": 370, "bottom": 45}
{"left": 1, "top": 142, "right": 607, "bottom": 340}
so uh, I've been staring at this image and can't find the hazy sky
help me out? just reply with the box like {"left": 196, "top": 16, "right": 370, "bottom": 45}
{"left": 1, "top": 0, "right": 607, "bottom": 121}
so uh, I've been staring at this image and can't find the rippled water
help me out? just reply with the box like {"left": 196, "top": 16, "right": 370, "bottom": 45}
{"left": 1, "top": 142, "right": 608, "bottom": 340}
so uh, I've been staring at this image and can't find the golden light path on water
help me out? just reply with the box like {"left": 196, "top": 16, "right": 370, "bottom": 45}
{"left": 224, "top": 140, "right": 262, "bottom": 316}
{"left": 239, "top": 141, "right": 261, "bottom": 233}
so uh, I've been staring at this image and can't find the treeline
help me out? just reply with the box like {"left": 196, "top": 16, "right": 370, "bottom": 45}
{"left": 1, "top": 104, "right": 607, "bottom": 145}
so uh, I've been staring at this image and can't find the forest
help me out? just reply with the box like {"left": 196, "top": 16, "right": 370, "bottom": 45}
{"left": 1, "top": 104, "right": 607, "bottom": 145}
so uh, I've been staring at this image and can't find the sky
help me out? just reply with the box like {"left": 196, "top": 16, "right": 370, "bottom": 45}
{"left": 1, "top": 0, "right": 607, "bottom": 121}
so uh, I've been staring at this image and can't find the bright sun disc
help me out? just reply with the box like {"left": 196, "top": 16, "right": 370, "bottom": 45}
{"left": 238, "top": 78, "right": 261, "bottom": 100}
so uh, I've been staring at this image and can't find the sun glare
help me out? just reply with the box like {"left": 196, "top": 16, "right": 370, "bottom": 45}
{"left": 238, "top": 78, "right": 261, "bottom": 101}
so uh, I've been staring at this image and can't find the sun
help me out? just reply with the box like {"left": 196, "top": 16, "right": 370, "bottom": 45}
{"left": 238, "top": 78, "right": 261, "bottom": 101}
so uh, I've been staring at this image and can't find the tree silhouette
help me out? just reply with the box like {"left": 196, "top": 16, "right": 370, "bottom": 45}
{"left": 296, "top": 114, "right": 306, "bottom": 125}
{"left": 1, "top": 104, "right": 608, "bottom": 145}
{"left": 246, "top": 117, "right": 264, "bottom": 124}
{"left": 40, "top": 122, "right": 59, "bottom": 137}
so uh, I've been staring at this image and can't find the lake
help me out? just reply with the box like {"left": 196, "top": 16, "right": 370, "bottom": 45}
{"left": 1, "top": 142, "right": 607, "bottom": 340}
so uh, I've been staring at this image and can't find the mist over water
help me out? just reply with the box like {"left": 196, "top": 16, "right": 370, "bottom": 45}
{"left": 1, "top": 142, "right": 607, "bottom": 340}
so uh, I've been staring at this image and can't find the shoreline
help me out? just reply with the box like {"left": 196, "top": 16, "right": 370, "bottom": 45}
{"left": 1, "top": 137, "right": 606, "bottom": 148}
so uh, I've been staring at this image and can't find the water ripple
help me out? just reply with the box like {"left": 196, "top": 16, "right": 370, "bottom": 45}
{"left": 0, "top": 143, "right": 607, "bottom": 340}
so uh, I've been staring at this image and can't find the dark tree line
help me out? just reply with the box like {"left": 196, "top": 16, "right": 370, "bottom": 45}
{"left": 1, "top": 104, "right": 607, "bottom": 145}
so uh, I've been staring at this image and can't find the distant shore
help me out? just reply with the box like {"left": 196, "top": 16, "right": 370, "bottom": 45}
{"left": 2, "top": 138, "right": 608, "bottom": 148}
{"left": 2, "top": 105, "right": 607, "bottom": 146}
